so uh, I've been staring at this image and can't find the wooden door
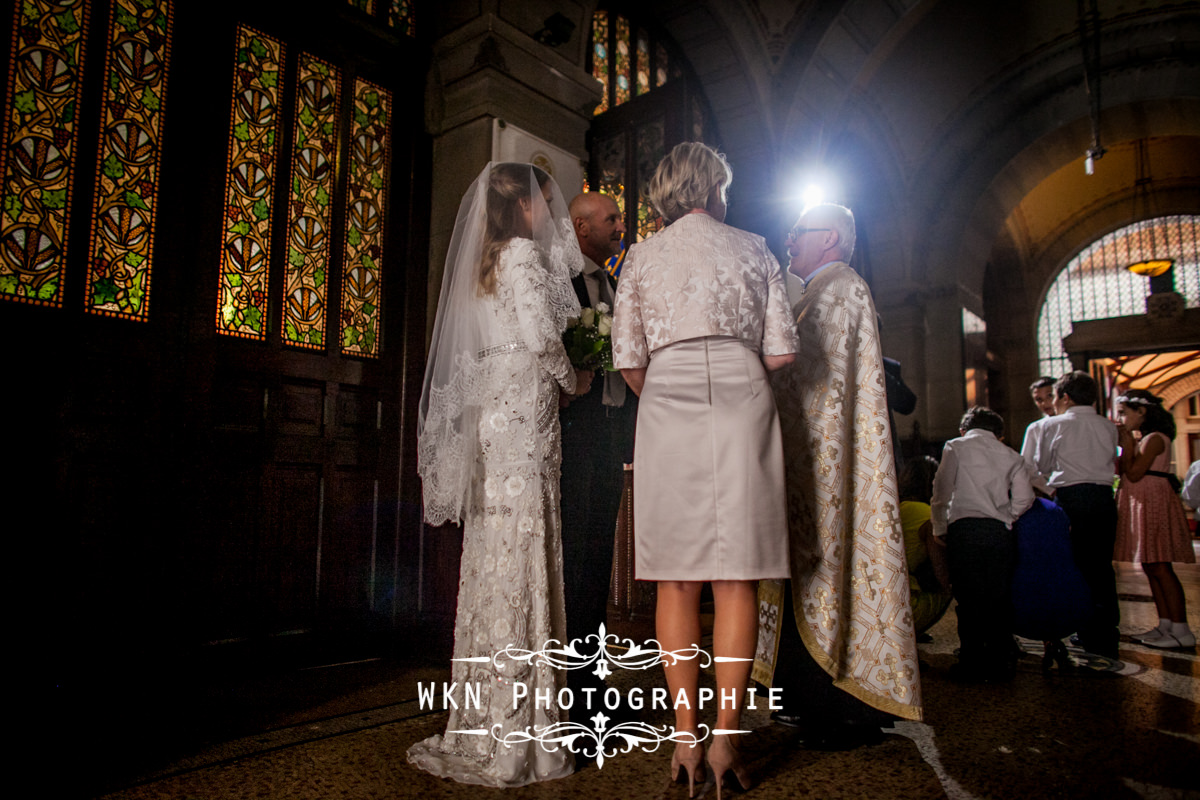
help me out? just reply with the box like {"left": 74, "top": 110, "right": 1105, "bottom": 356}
{"left": 2, "top": 0, "right": 429, "bottom": 670}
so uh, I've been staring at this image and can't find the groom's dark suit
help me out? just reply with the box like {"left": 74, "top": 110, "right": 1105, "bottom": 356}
{"left": 559, "top": 267, "right": 636, "bottom": 695}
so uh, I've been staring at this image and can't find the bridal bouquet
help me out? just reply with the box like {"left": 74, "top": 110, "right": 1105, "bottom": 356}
{"left": 563, "top": 302, "right": 616, "bottom": 371}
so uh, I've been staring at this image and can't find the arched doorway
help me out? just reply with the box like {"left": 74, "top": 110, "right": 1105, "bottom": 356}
{"left": 1036, "top": 214, "right": 1200, "bottom": 468}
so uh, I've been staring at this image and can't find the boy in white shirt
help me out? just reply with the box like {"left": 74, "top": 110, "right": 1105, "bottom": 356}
{"left": 932, "top": 406, "right": 1035, "bottom": 681}
{"left": 1021, "top": 371, "right": 1120, "bottom": 659}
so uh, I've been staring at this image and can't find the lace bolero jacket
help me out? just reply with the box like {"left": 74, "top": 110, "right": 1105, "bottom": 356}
{"left": 611, "top": 213, "right": 799, "bottom": 369}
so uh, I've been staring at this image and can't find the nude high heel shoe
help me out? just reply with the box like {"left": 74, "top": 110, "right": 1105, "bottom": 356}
{"left": 670, "top": 734, "right": 705, "bottom": 798}
{"left": 707, "top": 733, "right": 752, "bottom": 800}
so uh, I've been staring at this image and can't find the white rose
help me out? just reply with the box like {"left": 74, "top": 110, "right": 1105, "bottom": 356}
{"left": 581, "top": 307, "right": 596, "bottom": 328}
{"left": 595, "top": 301, "right": 610, "bottom": 315}
{"left": 597, "top": 316, "right": 612, "bottom": 336}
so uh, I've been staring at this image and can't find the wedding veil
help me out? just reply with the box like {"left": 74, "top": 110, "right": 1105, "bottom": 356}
{"left": 418, "top": 162, "right": 584, "bottom": 526}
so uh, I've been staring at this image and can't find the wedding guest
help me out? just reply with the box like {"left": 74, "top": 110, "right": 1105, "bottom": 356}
{"left": 1114, "top": 390, "right": 1196, "bottom": 648}
{"left": 931, "top": 406, "right": 1035, "bottom": 682}
{"left": 897, "top": 456, "right": 952, "bottom": 637}
{"left": 1021, "top": 376, "right": 1058, "bottom": 495}
{"left": 560, "top": 192, "right": 636, "bottom": 706}
{"left": 612, "top": 142, "right": 798, "bottom": 799}
{"left": 1022, "top": 371, "right": 1120, "bottom": 659}
{"left": 408, "top": 163, "right": 592, "bottom": 787}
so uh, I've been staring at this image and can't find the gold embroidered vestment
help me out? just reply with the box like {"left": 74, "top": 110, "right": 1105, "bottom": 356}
{"left": 754, "top": 263, "right": 923, "bottom": 721}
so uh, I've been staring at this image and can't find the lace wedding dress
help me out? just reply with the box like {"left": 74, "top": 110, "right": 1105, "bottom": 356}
{"left": 407, "top": 238, "right": 577, "bottom": 787}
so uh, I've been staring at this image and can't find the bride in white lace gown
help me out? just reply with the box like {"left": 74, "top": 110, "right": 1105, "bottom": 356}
{"left": 408, "top": 163, "right": 589, "bottom": 787}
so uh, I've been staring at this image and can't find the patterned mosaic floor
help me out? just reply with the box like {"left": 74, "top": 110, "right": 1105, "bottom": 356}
{"left": 84, "top": 552, "right": 1199, "bottom": 800}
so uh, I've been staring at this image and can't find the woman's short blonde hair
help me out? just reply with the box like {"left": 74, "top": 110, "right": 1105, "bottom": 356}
{"left": 648, "top": 142, "right": 733, "bottom": 224}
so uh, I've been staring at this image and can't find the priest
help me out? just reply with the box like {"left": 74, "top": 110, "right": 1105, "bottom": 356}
{"left": 754, "top": 203, "right": 923, "bottom": 748}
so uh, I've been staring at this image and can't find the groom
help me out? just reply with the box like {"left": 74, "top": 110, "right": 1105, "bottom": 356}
{"left": 560, "top": 192, "right": 636, "bottom": 704}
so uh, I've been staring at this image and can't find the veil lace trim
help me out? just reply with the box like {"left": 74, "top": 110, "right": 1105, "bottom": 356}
{"left": 417, "top": 164, "right": 583, "bottom": 526}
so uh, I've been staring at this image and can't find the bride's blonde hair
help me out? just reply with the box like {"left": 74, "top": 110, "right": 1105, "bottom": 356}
{"left": 479, "top": 163, "right": 550, "bottom": 295}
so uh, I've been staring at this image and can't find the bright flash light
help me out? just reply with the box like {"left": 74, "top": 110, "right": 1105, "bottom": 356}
{"left": 802, "top": 183, "right": 825, "bottom": 208}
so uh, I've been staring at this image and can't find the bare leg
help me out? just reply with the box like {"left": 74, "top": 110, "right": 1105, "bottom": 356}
{"left": 1143, "top": 562, "right": 1187, "bottom": 621}
{"left": 1142, "top": 563, "right": 1169, "bottom": 620}
{"left": 656, "top": 581, "right": 703, "bottom": 732}
{"left": 708, "top": 580, "right": 757, "bottom": 798}
{"left": 657, "top": 581, "right": 705, "bottom": 794}
{"left": 710, "top": 580, "right": 758, "bottom": 731}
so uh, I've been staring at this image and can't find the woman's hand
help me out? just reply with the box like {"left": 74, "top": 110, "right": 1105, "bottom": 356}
{"left": 763, "top": 353, "right": 795, "bottom": 372}
{"left": 560, "top": 368, "right": 595, "bottom": 406}
{"left": 621, "top": 367, "right": 647, "bottom": 397}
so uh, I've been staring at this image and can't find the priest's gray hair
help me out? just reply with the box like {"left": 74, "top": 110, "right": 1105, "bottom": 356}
{"left": 802, "top": 203, "right": 857, "bottom": 262}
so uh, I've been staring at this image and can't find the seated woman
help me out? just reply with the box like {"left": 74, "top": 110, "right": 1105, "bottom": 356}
{"left": 897, "top": 456, "right": 952, "bottom": 638}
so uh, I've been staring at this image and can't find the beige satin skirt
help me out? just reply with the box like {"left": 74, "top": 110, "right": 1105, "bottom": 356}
{"left": 633, "top": 336, "right": 790, "bottom": 581}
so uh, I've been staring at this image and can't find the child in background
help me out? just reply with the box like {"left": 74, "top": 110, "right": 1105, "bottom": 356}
{"left": 1022, "top": 371, "right": 1121, "bottom": 658}
{"left": 932, "top": 407, "right": 1035, "bottom": 681}
{"left": 1114, "top": 390, "right": 1196, "bottom": 648}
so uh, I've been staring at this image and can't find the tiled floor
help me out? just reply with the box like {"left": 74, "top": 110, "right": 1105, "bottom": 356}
{"left": 88, "top": 548, "right": 1199, "bottom": 800}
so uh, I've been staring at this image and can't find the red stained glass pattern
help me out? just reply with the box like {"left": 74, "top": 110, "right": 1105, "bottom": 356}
{"left": 85, "top": 0, "right": 173, "bottom": 319}
{"left": 341, "top": 78, "right": 390, "bottom": 357}
{"left": 0, "top": 0, "right": 91, "bottom": 307}
{"left": 283, "top": 54, "right": 340, "bottom": 350}
{"left": 635, "top": 28, "right": 650, "bottom": 96}
{"left": 615, "top": 16, "right": 631, "bottom": 106}
{"left": 592, "top": 11, "right": 609, "bottom": 115}
{"left": 217, "top": 27, "right": 284, "bottom": 339}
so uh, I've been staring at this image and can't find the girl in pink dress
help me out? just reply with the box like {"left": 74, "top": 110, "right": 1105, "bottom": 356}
{"left": 1115, "top": 390, "right": 1196, "bottom": 648}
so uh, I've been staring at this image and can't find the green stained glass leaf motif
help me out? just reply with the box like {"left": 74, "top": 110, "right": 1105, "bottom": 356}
{"left": 115, "top": 6, "right": 138, "bottom": 30}
{"left": 124, "top": 190, "right": 149, "bottom": 210}
{"left": 217, "top": 26, "right": 284, "bottom": 339}
{"left": 85, "top": 0, "right": 174, "bottom": 319}
{"left": 102, "top": 153, "right": 125, "bottom": 178}
{"left": 56, "top": 9, "right": 80, "bottom": 33}
{"left": 340, "top": 77, "right": 391, "bottom": 358}
{"left": 141, "top": 86, "right": 160, "bottom": 111}
{"left": 1, "top": 0, "right": 91, "bottom": 307}
{"left": 42, "top": 188, "right": 66, "bottom": 209}
{"left": 14, "top": 89, "right": 37, "bottom": 115}
{"left": 93, "top": 277, "right": 119, "bottom": 305}
{"left": 282, "top": 53, "right": 340, "bottom": 351}
{"left": 3, "top": 194, "right": 21, "bottom": 221}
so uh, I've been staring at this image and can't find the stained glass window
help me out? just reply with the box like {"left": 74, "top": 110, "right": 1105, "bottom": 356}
{"left": 1037, "top": 215, "right": 1200, "bottom": 376}
{"left": 635, "top": 119, "right": 663, "bottom": 242}
{"left": 347, "top": 0, "right": 374, "bottom": 13}
{"left": 85, "top": 0, "right": 173, "bottom": 320}
{"left": 217, "top": 27, "right": 284, "bottom": 340}
{"left": 614, "top": 16, "right": 631, "bottom": 106}
{"left": 592, "top": 11, "right": 609, "bottom": 115}
{"left": 0, "top": 0, "right": 91, "bottom": 307}
{"left": 590, "top": 9, "right": 678, "bottom": 116}
{"left": 283, "top": 54, "right": 340, "bottom": 350}
{"left": 341, "top": 78, "right": 390, "bottom": 358}
{"left": 388, "top": 0, "right": 414, "bottom": 36}
{"left": 635, "top": 28, "right": 650, "bottom": 97}
{"left": 595, "top": 135, "right": 626, "bottom": 225}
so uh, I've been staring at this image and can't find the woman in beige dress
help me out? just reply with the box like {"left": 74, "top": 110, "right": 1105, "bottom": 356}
{"left": 612, "top": 142, "right": 798, "bottom": 798}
